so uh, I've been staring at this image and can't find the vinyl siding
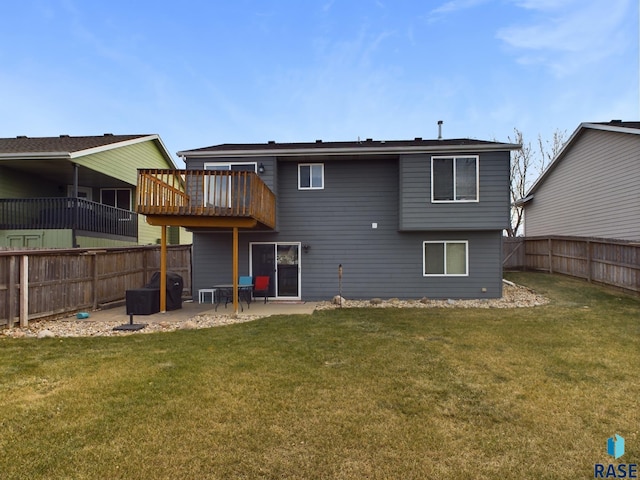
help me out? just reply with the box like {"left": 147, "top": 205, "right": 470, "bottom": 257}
{"left": 0, "top": 229, "right": 71, "bottom": 248}
{"left": 399, "top": 151, "right": 510, "bottom": 230}
{"left": 75, "top": 140, "right": 173, "bottom": 185}
{"left": 192, "top": 158, "right": 503, "bottom": 300}
{"left": 75, "top": 140, "right": 185, "bottom": 245}
{"left": 525, "top": 129, "right": 640, "bottom": 240}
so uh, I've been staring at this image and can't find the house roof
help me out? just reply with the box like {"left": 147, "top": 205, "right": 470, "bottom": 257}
{"left": 522, "top": 120, "right": 640, "bottom": 202}
{"left": 178, "top": 137, "right": 521, "bottom": 158}
{"left": 0, "top": 133, "right": 177, "bottom": 168}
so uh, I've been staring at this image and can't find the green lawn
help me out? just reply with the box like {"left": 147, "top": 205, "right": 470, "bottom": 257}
{"left": 1, "top": 272, "right": 638, "bottom": 479}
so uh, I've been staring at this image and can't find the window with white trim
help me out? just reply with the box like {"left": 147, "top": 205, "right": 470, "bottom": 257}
{"left": 423, "top": 241, "right": 468, "bottom": 276}
{"left": 431, "top": 156, "right": 478, "bottom": 202}
{"left": 298, "top": 163, "right": 324, "bottom": 190}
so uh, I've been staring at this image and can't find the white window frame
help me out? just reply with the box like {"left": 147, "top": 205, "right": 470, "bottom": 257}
{"left": 203, "top": 162, "right": 257, "bottom": 207}
{"left": 431, "top": 156, "right": 479, "bottom": 203}
{"left": 423, "top": 240, "right": 469, "bottom": 277}
{"left": 298, "top": 163, "right": 324, "bottom": 190}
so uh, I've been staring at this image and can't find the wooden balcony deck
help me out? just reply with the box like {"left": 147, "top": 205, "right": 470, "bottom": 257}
{"left": 136, "top": 169, "right": 276, "bottom": 229}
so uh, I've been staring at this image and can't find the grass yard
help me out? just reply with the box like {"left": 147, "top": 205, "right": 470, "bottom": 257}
{"left": 0, "top": 272, "right": 639, "bottom": 479}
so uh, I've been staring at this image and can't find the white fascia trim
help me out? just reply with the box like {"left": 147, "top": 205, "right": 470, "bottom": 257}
{"left": 0, "top": 152, "right": 71, "bottom": 160}
{"left": 581, "top": 123, "right": 640, "bottom": 136}
{"left": 179, "top": 143, "right": 522, "bottom": 159}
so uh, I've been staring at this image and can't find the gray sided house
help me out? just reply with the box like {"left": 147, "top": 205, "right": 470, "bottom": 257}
{"left": 174, "top": 137, "right": 519, "bottom": 301}
{"left": 0, "top": 134, "right": 191, "bottom": 248}
{"left": 520, "top": 121, "right": 640, "bottom": 241}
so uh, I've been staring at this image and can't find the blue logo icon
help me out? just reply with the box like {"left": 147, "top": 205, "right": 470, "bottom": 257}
{"left": 608, "top": 434, "right": 625, "bottom": 459}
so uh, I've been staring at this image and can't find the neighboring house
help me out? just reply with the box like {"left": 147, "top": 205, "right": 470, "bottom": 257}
{"left": 0, "top": 134, "right": 192, "bottom": 248}
{"left": 137, "top": 136, "right": 519, "bottom": 301}
{"left": 520, "top": 120, "right": 640, "bottom": 241}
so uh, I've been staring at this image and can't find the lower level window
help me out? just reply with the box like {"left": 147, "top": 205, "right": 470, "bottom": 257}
{"left": 423, "top": 241, "right": 468, "bottom": 276}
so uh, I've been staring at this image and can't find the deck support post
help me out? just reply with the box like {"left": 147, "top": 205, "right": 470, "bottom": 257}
{"left": 233, "top": 227, "right": 239, "bottom": 314}
{"left": 160, "top": 225, "right": 167, "bottom": 312}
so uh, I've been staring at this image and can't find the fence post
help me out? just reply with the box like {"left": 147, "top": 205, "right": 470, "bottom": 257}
{"left": 92, "top": 253, "right": 99, "bottom": 310}
{"left": 548, "top": 238, "right": 553, "bottom": 274}
{"left": 8, "top": 256, "right": 16, "bottom": 328}
{"left": 20, "top": 255, "right": 28, "bottom": 327}
{"left": 587, "top": 240, "right": 592, "bottom": 283}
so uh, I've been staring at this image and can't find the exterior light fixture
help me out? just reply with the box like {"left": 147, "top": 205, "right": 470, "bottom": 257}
{"left": 258, "top": 163, "right": 265, "bottom": 174}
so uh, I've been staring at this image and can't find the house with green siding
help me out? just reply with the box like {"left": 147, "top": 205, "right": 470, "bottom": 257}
{"left": 0, "top": 134, "right": 191, "bottom": 248}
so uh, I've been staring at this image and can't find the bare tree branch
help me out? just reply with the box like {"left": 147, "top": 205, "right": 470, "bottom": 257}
{"left": 507, "top": 128, "right": 567, "bottom": 237}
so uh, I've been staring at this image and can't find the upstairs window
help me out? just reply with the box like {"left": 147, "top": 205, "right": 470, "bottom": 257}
{"left": 298, "top": 163, "right": 324, "bottom": 190}
{"left": 431, "top": 156, "right": 478, "bottom": 202}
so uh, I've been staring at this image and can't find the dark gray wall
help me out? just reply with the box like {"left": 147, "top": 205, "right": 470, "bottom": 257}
{"left": 399, "top": 151, "right": 511, "bottom": 230}
{"left": 191, "top": 157, "right": 504, "bottom": 300}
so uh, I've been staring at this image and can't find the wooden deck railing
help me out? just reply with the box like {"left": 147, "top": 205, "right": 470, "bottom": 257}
{"left": 137, "top": 169, "right": 276, "bottom": 228}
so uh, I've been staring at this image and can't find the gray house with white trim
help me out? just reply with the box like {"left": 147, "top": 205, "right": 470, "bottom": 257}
{"left": 177, "top": 137, "right": 519, "bottom": 301}
{"left": 520, "top": 121, "right": 640, "bottom": 241}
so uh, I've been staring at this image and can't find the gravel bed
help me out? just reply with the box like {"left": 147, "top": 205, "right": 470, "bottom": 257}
{"left": 316, "top": 281, "right": 548, "bottom": 310}
{"left": 1, "top": 282, "right": 547, "bottom": 339}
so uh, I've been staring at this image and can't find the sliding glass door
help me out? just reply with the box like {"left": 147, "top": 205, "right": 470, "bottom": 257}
{"left": 250, "top": 242, "right": 300, "bottom": 300}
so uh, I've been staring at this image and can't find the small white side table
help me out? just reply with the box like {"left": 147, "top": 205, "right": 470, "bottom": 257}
{"left": 198, "top": 288, "right": 216, "bottom": 304}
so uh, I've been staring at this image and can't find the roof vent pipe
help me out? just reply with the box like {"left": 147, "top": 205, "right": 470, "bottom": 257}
{"left": 437, "top": 120, "right": 443, "bottom": 140}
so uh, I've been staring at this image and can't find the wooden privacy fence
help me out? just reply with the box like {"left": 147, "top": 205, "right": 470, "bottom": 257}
{"left": 503, "top": 236, "right": 640, "bottom": 294}
{"left": 0, "top": 245, "right": 191, "bottom": 327}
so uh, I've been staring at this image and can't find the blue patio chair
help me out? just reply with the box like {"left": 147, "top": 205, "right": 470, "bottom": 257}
{"left": 238, "top": 276, "right": 253, "bottom": 308}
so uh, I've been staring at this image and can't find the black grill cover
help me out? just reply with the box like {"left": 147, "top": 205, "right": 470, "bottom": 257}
{"left": 144, "top": 272, "right": 184, "bottom": 311}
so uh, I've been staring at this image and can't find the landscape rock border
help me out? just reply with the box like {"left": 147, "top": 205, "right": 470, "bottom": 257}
{"left": 1, "top": 282, "right": 548, "bottom": 339}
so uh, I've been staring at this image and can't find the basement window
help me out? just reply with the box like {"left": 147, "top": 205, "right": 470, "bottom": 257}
{"left": 423, "top": 241, "right": 468, "bottom": 276}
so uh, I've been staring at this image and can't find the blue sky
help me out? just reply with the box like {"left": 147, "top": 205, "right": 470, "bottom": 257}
{"left": 1, "top": 0, "right": 637, "bottom": 164}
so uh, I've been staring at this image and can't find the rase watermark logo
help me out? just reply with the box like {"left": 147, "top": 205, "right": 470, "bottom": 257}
{"left": 609, "top": 435, "right": 626, "bottom": 460}
{"left": 594, "top": 434, "right": 637, "bottom": 479}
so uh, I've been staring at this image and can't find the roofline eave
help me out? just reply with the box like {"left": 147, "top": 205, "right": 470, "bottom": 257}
{"left": 0, "top": 152, "right": 71, "bottom": 160}
{"left": 178, "top": 142, "right": 522, "bottom": 159}
{"left": 526, "top": 121, "right": 640, "bottom": 197}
